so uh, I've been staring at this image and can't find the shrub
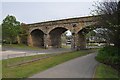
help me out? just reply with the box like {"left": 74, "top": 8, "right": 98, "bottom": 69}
{"left": 96, "top": 46, "right": 120, "bottom": 71}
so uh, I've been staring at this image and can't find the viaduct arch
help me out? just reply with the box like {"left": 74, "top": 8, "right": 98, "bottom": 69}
{"left": 26, "top": 16, "right": 98, "bottom": 50}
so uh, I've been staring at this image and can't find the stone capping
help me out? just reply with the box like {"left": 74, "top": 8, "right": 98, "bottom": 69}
{"left": 27, "top": 15, "right": 98, "bottom": 27}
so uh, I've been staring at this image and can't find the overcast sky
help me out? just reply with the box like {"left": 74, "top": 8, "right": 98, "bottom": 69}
{"left": 1, "top": 0, "right": 104, "bottom": 24}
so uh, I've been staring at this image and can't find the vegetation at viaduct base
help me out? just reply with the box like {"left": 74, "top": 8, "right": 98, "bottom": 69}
{"left": 2, "top": 15, "right": 21, "bottom": 44}
{"left": 96, "top": 46, "right": 120, "bottom": 72}
{"left": 2, "top": 15, "right": 28, "bottom": 45}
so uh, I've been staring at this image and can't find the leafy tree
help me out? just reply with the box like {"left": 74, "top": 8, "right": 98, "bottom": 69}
{"left": 92, "top": 0, "right": 120, "bottom": 47}
{"left": 86, "top": 30, "right": 96, "bottom": 38}
{"left": 19, "top": 23, "right": 29, "bottom": 44}
{"left": 2, "top": 15, "right": 22, "bottom": 44}
{"left": 0, "top": 25, "right": 2, "bottom": 43}
{"left": 92, "top": 0, "right": 120, "bottom": 72}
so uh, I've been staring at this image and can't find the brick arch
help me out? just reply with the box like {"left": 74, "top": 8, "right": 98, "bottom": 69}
{"left": 29, "top": 27, "right": 45, "bottom": 34}
{"left": 77, "top": 24, "right": 98, "bottom": 34}
{"left": 47, "top": 26, "right": 70, "bottom": 34}
{"left": 48, "top": 27, "right": 69, "bottom": 48}
{"left": 26, "top": 16, "right": 98, "bottom": 49}
{"left": 76, "top": 24, "right": 97, "bottom": 50}
{"left": 29, "top": 29, "right": 45, "bottom": 48}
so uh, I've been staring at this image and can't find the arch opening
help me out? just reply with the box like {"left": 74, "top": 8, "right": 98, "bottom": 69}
{"left": 61, "top": 30, "right": 72, "bottom": 48}
{"left": 77, "top": 30, "right": 87, "bottom": 50}
{"left": 76, "top": 26, "right": 96, "bottom": 50}
{"left": 86, "top": 28, "right": 108, "bottom": 48}
{"left": 30, "top": 29, "right": 44, "bottom": 48}
{"left": 77, "top": 25, "right": 107, "bottom": 49}
{"left": 49, "top": 27, "right": 72, "bottom": 48}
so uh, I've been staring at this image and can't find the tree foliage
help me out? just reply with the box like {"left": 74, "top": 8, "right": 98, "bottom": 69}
{"left": 92, "top": 0, "right": 120, "bottom": 47}
{"left": 19, "top": 23, "right": 29, "bottom": 44}
{"left": 2, "top": 15, "right": 22, "bottom": 44}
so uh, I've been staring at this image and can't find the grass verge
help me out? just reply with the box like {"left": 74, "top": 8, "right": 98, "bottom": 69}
{"left": 2, "top": 44, "right": 44, "bottom": 50}
{"left": 2, "top": 49, "right": 94, "bottom": 79}
{"left": 0, "top": 60, "right": 2, "bottom": 79}
{"left": 61, "top": 44, "right": 71, "bottom": 48}
{"left": 94, "top": 63, "right": 119, "bottom": 79}
{"left": 3, "top": 54, "right": 51, "bottom": 67}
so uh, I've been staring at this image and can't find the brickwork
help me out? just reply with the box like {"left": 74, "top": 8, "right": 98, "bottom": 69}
{"left": 26, "top": 16, "right": 98, "bottom": 50}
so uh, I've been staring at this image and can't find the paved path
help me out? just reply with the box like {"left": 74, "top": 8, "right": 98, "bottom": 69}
{"left": 30, "top": 53, "right": 98, "bottom": 78}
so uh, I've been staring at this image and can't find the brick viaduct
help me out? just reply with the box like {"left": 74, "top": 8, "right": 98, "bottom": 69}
{"left": 25, "top": 16, "right": 98, "bottom": 50}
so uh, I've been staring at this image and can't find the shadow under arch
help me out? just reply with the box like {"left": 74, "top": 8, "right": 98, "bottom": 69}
{"left": 76, "top": 24, "right": 100, "bottom": 50}
{"left": 49, "top": 27, "right": 68, "bottom": 48}
{"left": 30, "top": 29, "right": 44, "bottom": 48}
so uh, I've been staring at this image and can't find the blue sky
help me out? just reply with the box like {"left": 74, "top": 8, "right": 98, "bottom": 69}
{"left": 2, "top": 1, "right": 98, "bottom": 24}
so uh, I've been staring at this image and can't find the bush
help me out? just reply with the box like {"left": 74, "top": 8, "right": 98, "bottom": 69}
{"left": 96, "top": 46, "right": 120, "bottom": 72}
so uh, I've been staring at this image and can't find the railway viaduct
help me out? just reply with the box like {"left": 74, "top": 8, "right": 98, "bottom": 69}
{"left": 25, "top": 16, "right": 98, "bottom": 50}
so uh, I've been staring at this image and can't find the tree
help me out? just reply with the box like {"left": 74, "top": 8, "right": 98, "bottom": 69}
{"left": 92, "top": 0, "right": 120, "bottom": 47}
{"left": 2, "top": 15, "right": 22, "bottom": 44}
{"left": 0, "top": 25, "right": 2, "bottom": 43}
{"left": 19, "top": 23, "right": 29, "bottom": 44}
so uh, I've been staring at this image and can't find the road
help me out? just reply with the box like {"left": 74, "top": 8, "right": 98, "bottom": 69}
{"left": 1, "top": 48, "right": 72, "bottom": 60}
{"left": 30, "top": 53, "right": 98, "bottom": 78}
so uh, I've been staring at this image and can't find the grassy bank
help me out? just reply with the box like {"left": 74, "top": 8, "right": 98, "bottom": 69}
{"left": 3, "top": 53, "right": 51, "bottom": 67}
{"left": 0, "top": 60, "right": 2, "bottom": 79}
{"left": 2, "top": 49, "right": 94, "bottom": 79}
{"left": 94, "top": 63, "right": 119, "bottom": 79}
{"left": 2, "top": 44, "right": 44, "bottom": 50}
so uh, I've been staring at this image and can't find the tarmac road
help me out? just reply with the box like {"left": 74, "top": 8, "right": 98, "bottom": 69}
{"left": 1, "top": 48, "right": 72, "bottom": 60}
{"left": 30, "top": 53, "right": 98, "bottom": 78}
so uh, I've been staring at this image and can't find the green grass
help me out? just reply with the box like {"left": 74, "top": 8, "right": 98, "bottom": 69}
{"left": 3, "top": 54, "right": 51, "bottom": 67}
{"left": 62, "top": 44, "right": 71, "bottom": 48}
{"left": 0, "top": 60, "right": 2, "bottom": 79}
{"left": 94, "top": 63, "right": 119, "bottom": 79}
{"left": 2, "top": 50, "right": 95, "bottom": 78}
{"left": 3, "top": 44, "right": 44, "bottom": 50}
